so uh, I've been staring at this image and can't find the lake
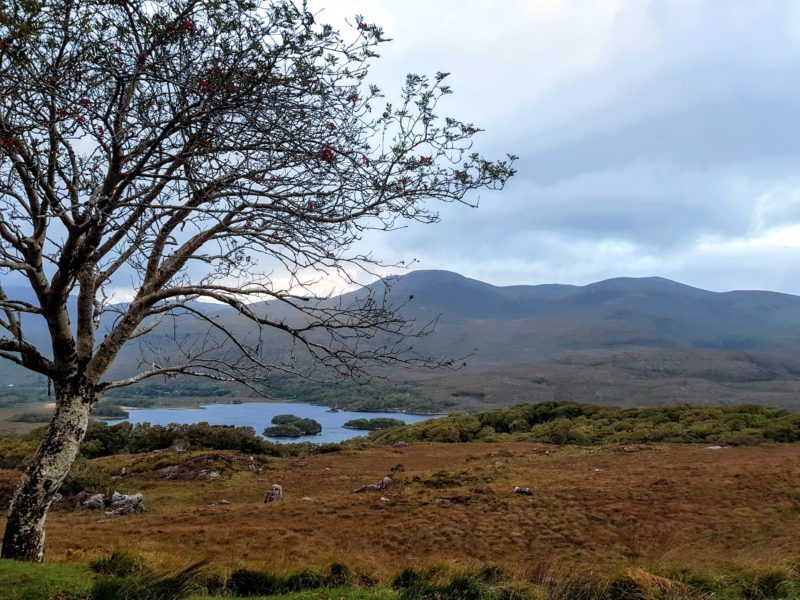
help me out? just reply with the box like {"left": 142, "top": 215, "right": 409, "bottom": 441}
{"left": 106, "top": 402, "right": 436, "bottom": 443}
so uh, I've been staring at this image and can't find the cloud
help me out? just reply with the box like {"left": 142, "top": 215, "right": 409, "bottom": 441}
{"left": 310, "top": 1, "right": 800, "bottom": 294}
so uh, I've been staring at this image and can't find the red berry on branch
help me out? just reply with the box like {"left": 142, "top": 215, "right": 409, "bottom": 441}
{"left": 362, "top": 155, "right": 370, "bottom": 166}
{"left": 80, "top": 98, "right": 90, "bottom": 108}
{"left": 197, "top": 80, "right": 212, "bottom": 93}
{"left": 319, "top": 147, "right": 336, "bottom": 164}
{"left": 420, "top": 156, "right": 433, "bottom": 166}
{"left": 358, "top": 22, "right": 368, "bottom": 31}
{"left": 382, "top": 111, "right": 389, "bottom": 119}
{"left": 306, "top": 201, "right": 316, "bottom": 211}
{"left": 56, "top": 108, "right": 68, "bottom": 118}
{"left": 327, "top": 122, "right": 337, "bottom": 130}
{"left": 181, "top": 19, "right": 196, "bottom": 33}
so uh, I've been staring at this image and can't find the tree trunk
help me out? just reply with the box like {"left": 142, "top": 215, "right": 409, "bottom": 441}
{"left": 1, "top": 383, "right": 95, "bottom": 561}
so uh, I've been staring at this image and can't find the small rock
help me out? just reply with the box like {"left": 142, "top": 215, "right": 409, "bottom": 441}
{"left": 435, "top": 498, "right": 451, "bottom": 506}
{"left": 80, "top": 493, "right": 106, "bottom": 510}
{"left": 353, "top": 476, "right": 393, "bottom": 494}
{"left": 293, "top": 461, "right": 309, "bottom": 468}
{"left": 301, "top": 497, "right": 313, "bottom": 502}
{"left": 219, "top": 499, "right": 231, "bottom": 505}
{"left": 379, "top": 497, "right": 390, "bottom": 503}
{"left": 490, "top": 461, "right": 503, "bottom": 469}
{"left": 593, "top": 468, "right": 603, "bottom": 473}
{"left": 120, "top": 467, "right": 127, "bottom": 476}
{"left": 706, "top": 445, "right": 723, "bottom": 450}
{"left": 392, "top": 441, "right": 408, "bottom": 448}
{"left": 208, "top": 471, "right": 220, "bottom": 479}
{"left": 513, "top": 486, "right": 533, "bottom": 496}
{"left": 264, "top": 484, "right": 284, "bottom": 503}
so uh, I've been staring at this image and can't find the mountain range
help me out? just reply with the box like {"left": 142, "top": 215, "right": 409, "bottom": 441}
{"left": 4, "top": 270, "right": 800, "bottom": 410}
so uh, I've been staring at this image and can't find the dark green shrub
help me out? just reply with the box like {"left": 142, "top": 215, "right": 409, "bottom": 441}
{"left": 91, "top": 562, "right": 207, "bottom": 600}
{"left": 264, "top": 415, "right": 321, "bottom": 437}
{"left": 285, "top": 568, "right": 325, "bottom": 592}
{"left": 8, "top": 411, "right": 51, "bottom": 423}
{"left": 271, "top": 414, "right": 302, "bottom": 426}
{"left": 392, "top": 567, "right": 422, "bottom": 590}
{"left": 343, "top": 417, "right": 406, "bottom": 430}
{"left": 90, "top": 552, "right": 147, "bottom": 578}
{"left": 60, "top": 457, "right": 111, "bottom": 497}
{"left": 323, "top": 563, "right": 351, "bottom": 587}
{"left": 263, "top": 423, "right": 303, "bottom": 437}
{"left": 226, "top": 568, "right": 286, "bottom": 596}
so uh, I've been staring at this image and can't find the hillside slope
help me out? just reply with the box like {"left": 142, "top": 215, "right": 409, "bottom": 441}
{"left": 4, "top": 271, "right": 800, "bottom": 409}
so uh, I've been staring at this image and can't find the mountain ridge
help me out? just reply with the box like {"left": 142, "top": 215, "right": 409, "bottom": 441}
{"left": 4, "top": 270, "right": 800, "bottom": 411}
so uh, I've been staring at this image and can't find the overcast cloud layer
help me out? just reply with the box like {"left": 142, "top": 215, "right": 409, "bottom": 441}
{"left": 320, "top": 0, "right": 800, "bottom": 294}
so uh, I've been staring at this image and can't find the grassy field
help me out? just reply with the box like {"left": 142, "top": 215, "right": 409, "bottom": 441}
{"left": 2, "top": 442, "right": 796, "bottom": 574}
{"left": 0, "top": 439, "right": 799, "bottom": 597}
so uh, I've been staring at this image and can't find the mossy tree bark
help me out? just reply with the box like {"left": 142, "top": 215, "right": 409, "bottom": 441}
{"left": 1, "top": 382, "right": 97, "bottom": 561}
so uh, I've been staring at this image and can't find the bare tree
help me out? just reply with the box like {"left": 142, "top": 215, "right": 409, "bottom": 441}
{"left": 0, "top": 0, "right": 514, "bottom": 561}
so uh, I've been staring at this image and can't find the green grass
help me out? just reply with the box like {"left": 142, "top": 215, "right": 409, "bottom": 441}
{"left": 190, "top": 589, "right": 398, "bottom": 600}
{"left": 0, "top": 559, "right": 93, "bottom": 599}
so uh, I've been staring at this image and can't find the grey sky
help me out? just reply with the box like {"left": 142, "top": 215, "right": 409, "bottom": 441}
{"left": 320, "top": 1, "right": 800, "bottom": 294}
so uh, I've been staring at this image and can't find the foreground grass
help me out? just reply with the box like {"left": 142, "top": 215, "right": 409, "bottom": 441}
{"left": 190, "top": 589, "right": 398, "bottom": 600}
{"left": 0, "top": 559, "right": 92, "bottom": 599}
{"left": 2, "top": 557, "right": 799, "bottom": 600}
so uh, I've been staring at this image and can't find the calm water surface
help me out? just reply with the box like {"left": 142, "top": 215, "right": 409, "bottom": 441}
{"left": 106, "top": 402, "right": 435, "bottom": 443}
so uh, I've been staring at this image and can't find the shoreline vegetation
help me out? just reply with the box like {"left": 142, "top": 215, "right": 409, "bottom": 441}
{"left": 0, "top": 402, "right": 796, "bottom": 469}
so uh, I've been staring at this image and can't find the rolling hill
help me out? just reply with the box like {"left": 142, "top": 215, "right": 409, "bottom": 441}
{"left": 4, "top": 270, "right": 800, "bottom": 410}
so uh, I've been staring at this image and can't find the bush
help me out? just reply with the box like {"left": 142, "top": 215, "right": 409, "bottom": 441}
{"left": 271, "top": 414, "right": 303, "bottom": 425}
{"left": 263, "top": 424, "right": 304, "bottom": 437}
{"left": 60, "top": 457, "right": 111, "bottom": 497}
{"left": 343, "top": 417, "right": 406, "bottom": 430}
{"left": 90, "top": 552, "right": 147, "bottom": 578}
{"left": 226, "top": 564, "right": 350, "bottom": 596}
{"left": 368, "top": 401, "right": 800, "bottom": 446}
{"left": 264, "top": 415, "right": 322, "bottom": 437}
{"left": 91, "top": 561, "right": 207, "bottom": 600}
{"left": 392, "top": 565, "right": 526, "bottom": 600}
{"left": 8, "top": 411, "right": 51, "bottom": 423}
{"left": 79, "top": 421, "right": 285, "bottom": 457}
{"left": 0, "top": 432, "right": 40, "bottom": 469}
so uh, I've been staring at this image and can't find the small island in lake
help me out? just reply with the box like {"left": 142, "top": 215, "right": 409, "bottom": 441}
{"left": 342, "top": 417, "right": 406, "bottom": 430}
{"left": 263, "top": 414, "right": 322, "bottom": 437}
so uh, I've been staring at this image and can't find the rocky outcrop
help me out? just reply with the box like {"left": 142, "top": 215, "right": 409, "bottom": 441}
{"left": 353, "top": 476, "right": 393, "bottom": 493}
{"left": 78, "top": 491, "right": 145, "bottom": 515}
